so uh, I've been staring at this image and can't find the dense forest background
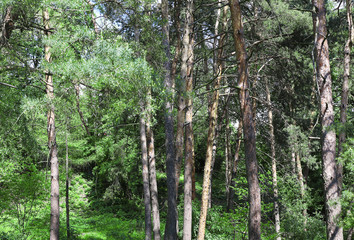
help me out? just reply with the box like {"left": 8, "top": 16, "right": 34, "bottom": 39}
{"left": 0, "top": 0, "right": 353, "bottom": 239}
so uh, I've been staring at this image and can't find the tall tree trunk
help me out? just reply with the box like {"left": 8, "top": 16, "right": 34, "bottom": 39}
{"left": 208, "top": 123, "right": 219, "bottom": 209}
{"left": 197, "top": 3, "right": 226, "bottom": 239}
{"left": 265, "top": 79, "right": 281, "bottom": 240}
{"left": 171, "top": 0, "right": 182, "bottom": 87}
{"left": 161, "top": 0, "right": 177, "bottom": 239}
{"left": 175, "top": 80, "right": 185, "bottom": 198}
{"left": 146, "top": 89, "right": 161, "bottom": 240}
{"left": 173, "top": 0, "right": 184, "bottom": 197}
{"left": 229, "top": 1, "right": 261, "bottom": 239}
{"left": 182, "top": 0, "right": 194, "bottom": 239}
{"left": 43, "top": 9, "right": 60, "bottom": 240}
{"left": 207, "top": 0, "right": 229, "bottom": 211}
{"left": 312, "top": 1, "right": 343, "bottom": 239}
{"left": 338, "top": 0, "right": 353, "bottom": 195}
{"left": 65, "top": 124, "right": 70, "bottom": 240}
{"left": 227, "top": 120, "right": 242, "bottom": 211}
{"left": 140, "top": 108, "right": 152, "bottom": 240}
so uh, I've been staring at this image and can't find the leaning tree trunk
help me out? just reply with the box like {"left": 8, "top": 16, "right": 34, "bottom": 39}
{"left": 265, "top": 79, "right": 281, "bottom": 240}
{"left": 197, "top": 3, "right": 226, "bottom": 239}
{"left": 146, "top": 88, "right": 161, "bottom": 240}
{"left": 312, "top": 0, "right": 343, "bottom": 239}
{"left": 229, "top": 1, "right": 261, "bottom": 239}
{"left": 161, "top": 0, "right": 177, "bottom": 239}
{"left": 43, "top": 8, "right": 60, "bottom": 240}
{"left": 140, "top": 106, "right": 152, "bottom": 240}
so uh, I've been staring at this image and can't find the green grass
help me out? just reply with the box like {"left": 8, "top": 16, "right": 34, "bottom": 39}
{"left": 71, "top": 212, "right": 144, "bottom": 240}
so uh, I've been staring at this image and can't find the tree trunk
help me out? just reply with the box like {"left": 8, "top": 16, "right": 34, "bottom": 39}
{"left": 65, "top": 124, "right": 70, "bottom": 239}
{"left": 173, "top": 0, "right": 184, "bottom": 198}
{"left": 140, "top": 107, "right": 152, "bottom": 240}
{"left": 43, "top": 9, "right": 60, "bottom": 240}
{"left": 175, "top": 82, "right": 185, "bottom": 198}
{"left": 208, "top": 125, "right": 218, "bottom": 209}
{"left": 197, "top": 4, "right": 226, "bottom": 239}
{"left": 170, "top": 0, "right": 182, "bottom": 96}
{"left": 161, "top": 0, "right": 177, "bottom": 238}
{"left": 312, "top": 1, "right": 343, "bottom": 239}
{"left": 182, "top": 1, "right": 194, "bottom": 239}
{"left": 265, "top": 79, "right": 281, "bottom": 240}
{"left": 146, "top": 89, "right": 161, "bottom": 240}
{"left": 227, "top": 120, "right": 242, "bottom": 212}
{"left": 296, "top": 153, "right": 307, "bottom": 221}
{"left": 229, "top": 1, "right": 261, "bottom": 239}
{"left": 225, "top": 109, "right": 232, "bottom": 207}
{"left": 338, "top": 0, "right": 353, "bottom": 195}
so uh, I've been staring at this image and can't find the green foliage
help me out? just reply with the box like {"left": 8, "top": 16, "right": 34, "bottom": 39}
{"left": 339, "top": 138, "right": 354, "bottom": 234}
{"left": 0, "top": 165, "right": 49, "bottom": 239}
{"left": 286, "top": 125, "right": 319, "bottom": 170}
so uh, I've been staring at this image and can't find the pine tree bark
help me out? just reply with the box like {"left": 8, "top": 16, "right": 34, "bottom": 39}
{"left": 265, "top": 79, "right": 281, "bottom": 240}
{"left": 43, "top": 8, "right": 60, "bottom": 240}
{"left": 229, "top": 1, "right": 261, "bottom": 239}
{"left": 146, "top": 88, "right": 161, "bottom": 240}
{"left": 312, "top": 0, "right": 343, "bottom": 239}
{"left": 182, "top": 0, "right": 194, "bottom": 239}
{"left": 161, "top": 0, "right": 177, "bottom": 238}
{"left": 140, "top": 107, "right": 152, "bottom": 240}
